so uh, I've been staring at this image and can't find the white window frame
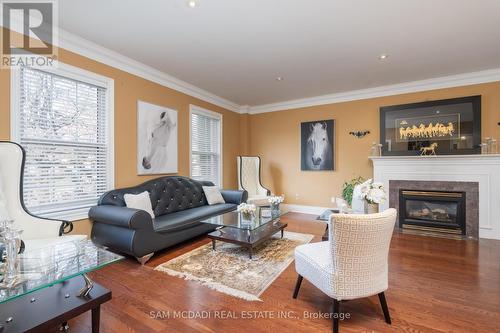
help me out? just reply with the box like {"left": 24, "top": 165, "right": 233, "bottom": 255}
{"left": 10, "top": 62, "right": 115, "bottom": 221}
{"left": 189, "top": 104, "right": 223, "bottom": 187}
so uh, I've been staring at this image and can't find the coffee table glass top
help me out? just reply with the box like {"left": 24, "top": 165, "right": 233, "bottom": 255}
{"left": 0, "top": 240, "right": 123, "bottom": 304}
{"left": 201, "top": 206, "right": 288, "bottom": 231}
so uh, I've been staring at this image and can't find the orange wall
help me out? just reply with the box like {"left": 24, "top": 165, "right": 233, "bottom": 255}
{"left": 0, "top": 33, "right": 243, "bottom": 236}
{"left": 248, "top": 82, "right": 500, "bottom": 207}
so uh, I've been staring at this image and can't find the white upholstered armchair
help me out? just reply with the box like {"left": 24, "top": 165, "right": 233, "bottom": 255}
{"left": 237, "top": 156, "right": 271, "bottom": 205}
{"left": 293, "top": 208, "right": 397, "bottom": 333}
{"left": 0, "top": 141, "right": 86, "bottom": 250}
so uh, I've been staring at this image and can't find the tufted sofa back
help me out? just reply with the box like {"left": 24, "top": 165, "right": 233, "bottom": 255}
{"left": 98, "top": 176, "right": 213, "bottom": 217}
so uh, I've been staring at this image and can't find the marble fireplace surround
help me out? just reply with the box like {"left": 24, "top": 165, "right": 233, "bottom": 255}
{"left": 370, "top": 155, "right": 500, "bottom": 240}
{"left": 389, "top": 180, "right": 479, "bottom": 238}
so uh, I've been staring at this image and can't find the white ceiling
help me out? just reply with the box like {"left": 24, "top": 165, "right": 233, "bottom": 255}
{"left": 59, "top": 0, "right": 500, "bottom": 108}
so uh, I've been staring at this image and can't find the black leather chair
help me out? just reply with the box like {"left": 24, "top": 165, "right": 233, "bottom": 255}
{"left": 89, "top": 176, "right": 247, "bottom": 264}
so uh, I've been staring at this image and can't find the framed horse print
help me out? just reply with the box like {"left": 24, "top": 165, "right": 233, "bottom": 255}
{"left": 301, "top": 119, "right": 335, "bottom": 171}
{"left": 137, "top": 101, "right": 178, "bottom": 175}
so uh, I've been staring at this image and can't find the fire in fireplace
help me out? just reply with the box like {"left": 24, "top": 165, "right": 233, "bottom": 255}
{"left": 399, "top": 190, "right": 466, "bottom": 235}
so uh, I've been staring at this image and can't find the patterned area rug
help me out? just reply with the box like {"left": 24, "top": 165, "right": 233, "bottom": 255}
{"left": 154, "top": 231, "right": 314, "bottom": 301}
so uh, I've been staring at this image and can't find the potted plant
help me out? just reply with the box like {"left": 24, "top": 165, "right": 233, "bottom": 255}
{"left": 358, "top": 180, "right": 387, "bottom": 214}
{"left": 341, "top": 176, "right": 365, "bottom": 206}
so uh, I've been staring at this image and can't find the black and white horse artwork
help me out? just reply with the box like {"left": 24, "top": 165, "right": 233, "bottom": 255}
{"left": 137, "top": 101, "right": 178, "bottom": 174}
{"left": 301, "top": 120, "right": 334, "bottom": 171}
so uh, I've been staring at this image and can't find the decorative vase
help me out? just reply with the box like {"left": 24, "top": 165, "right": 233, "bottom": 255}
{"left": 241, "top": 212, "right": 254, "bottom": 220}
{"left": 364, "top": 202, "right": 379, "bottom": 214}
{"left": 270, "top": 203, "right": 280, "bottom": 212}
{"left": 0, "top": 228, "right": 23, "bottom": 283}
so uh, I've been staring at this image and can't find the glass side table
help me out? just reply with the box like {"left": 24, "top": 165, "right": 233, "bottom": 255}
{"left": 0, "top": 240, "right": 123, "bottom": 332}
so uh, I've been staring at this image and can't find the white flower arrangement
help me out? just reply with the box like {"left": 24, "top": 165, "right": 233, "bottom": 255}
{"left": 359, "top": 179, "right": 387, "bottom": 204}
{"left": 237, "top": 203, "right": 257, "bottom": 215}
{"left": 268, "top": 195, "right": 285, "bottom": 205}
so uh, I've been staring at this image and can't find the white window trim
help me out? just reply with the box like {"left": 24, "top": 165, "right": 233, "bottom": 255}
{"left": 189, "top": 104, "right": 223, "bottom": 187}
{"left": 10, "top": 62, "right": 115, "bottom": 221}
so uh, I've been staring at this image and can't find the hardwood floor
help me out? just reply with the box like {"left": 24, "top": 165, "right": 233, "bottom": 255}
{"left": 66, "top": 213, "right": 500, "bottom": 333}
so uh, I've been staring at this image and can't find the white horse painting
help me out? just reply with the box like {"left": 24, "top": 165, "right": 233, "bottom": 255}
{"left": 301, "top": 120, "right": 334, "bottom": 171}
{"left": 137, "top": 101, "right": 178, "bottom": 175}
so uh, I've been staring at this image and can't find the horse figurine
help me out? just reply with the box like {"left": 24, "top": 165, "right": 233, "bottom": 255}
{"left": 420, "top": 142, "right": 438, "bottom": 156}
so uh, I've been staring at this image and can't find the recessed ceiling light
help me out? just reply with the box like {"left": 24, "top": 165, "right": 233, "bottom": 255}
{"left": 275, "top": 76, "right": 284, "bottom": 81}
{"left": 187, "top": 0, "right": 198, "bottom": 8}
{"left": 379, "top": 54, "right": 389, "bottom": 60}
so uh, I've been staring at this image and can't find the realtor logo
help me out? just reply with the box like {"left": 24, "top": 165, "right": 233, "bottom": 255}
{"left": 1, "top": 0, "right": 58, "bottom": 68}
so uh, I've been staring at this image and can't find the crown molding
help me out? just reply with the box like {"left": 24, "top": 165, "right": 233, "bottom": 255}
{"left": 2, "top": 24, "right": 240, "bottom": 113}
{"left": 238, "top": 105, "right": 250, "bottom": 114}
{"left": 2, "top": 21, "right": 241, "bottom": 111}
{"left": 5, "top": 23, "right": 500, "bottom": 115}
{"left": 57, "top": 30, "right": 241, "bottom": 112}
{"left": 247, "top": 68, "right": 500, "bottom": 114}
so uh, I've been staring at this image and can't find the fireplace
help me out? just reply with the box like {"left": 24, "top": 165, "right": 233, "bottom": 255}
{"left": 399, "top": 190, "right": 466, "bottom": 236}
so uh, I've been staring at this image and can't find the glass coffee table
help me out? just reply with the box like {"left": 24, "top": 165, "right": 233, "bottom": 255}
{"left": 0, "top": 240, "right": 123, "bottom": 332}
{"left": 201, "top": 207, "right": 288, "bottom": 259}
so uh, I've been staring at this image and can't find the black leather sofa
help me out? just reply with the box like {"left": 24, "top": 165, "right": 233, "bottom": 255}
{"left": 89, "top": 176, "right": 247, "bottom": 264}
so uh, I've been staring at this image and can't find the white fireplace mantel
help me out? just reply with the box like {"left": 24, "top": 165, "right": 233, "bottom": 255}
{"left": 370, "top": 154, "right": 500, "bottom": 240}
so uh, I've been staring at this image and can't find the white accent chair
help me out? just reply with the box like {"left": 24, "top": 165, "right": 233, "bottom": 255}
{"left": 293, "top": 208, "right": 397, "bottom": 333}
{"left": 0, "top": 141, "right": 86, "bottom": 251}
{"left": 237, "top": 156, "right": 271, "bottom": 206}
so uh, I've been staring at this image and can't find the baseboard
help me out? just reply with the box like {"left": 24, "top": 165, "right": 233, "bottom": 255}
{"left": 281, "top": 204, "right": 330, "bottom": 215}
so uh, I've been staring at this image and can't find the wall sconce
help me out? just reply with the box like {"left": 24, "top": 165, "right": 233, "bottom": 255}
{"left": 349, "top": 130, "right": 370, "bottom": 138}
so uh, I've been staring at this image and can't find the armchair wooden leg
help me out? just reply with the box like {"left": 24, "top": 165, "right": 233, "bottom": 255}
{"left": 292, "top": 274, "right": 303, "bottom": 299}
{"left": 332, "top": 299, "right": 340, "bottom": 333}
{"left": 378, "top": 292, "right": 391, "bottom": 324}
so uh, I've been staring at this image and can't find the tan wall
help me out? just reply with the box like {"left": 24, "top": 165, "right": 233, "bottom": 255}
{"left": 238, "top": 113, "right": 251, "bottom": 156}
{"left": 3, "top": 29, "right": 500, "bottom": 233}
{"left": 0, "top": 33, "right": 243, "bottom": 236}
{"left": 248, "top": 82, "right": 500, "bottom": 207}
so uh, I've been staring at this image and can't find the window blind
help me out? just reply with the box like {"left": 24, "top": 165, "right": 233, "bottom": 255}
{"left": 16, "top": 67, "right": 110, "bottom": 220}
{"left": 190, "top": 110, "right": 221, "bottom": 186}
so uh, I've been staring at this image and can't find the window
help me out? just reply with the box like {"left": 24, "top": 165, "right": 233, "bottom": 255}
{"left": 11, "top": 64, "right": 114, "bottom": 220}
{"left": 190, "top": 105, "right": 222, "bottom": 186}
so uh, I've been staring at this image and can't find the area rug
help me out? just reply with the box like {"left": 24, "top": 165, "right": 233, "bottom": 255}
{"left": 154, "top": 231, "right": 314, "bottom": 301}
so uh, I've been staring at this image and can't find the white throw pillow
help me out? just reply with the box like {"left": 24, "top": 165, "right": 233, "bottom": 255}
{"left": 0, "top": 176, "right": 11, "bottom": 220}
{"left": 202, "top": 186, "right": 225, "bottom": 205}
{"left": 124, "top": 191, "right": 155, "bottom": 218}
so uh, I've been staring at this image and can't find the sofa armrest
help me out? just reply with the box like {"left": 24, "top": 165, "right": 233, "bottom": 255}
{"left": 89, "top": 205, "right": 153, "bottom": 230}
{"left": 220, "top": 190, "right": 248, "bottom": 205}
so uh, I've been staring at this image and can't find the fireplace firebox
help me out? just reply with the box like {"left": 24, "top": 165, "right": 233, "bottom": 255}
{"left": 399, "top": 190, "right": 466, "bottom": 235}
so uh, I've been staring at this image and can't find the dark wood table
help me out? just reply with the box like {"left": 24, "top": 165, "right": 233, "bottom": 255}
{"left": 323, "top": 224, "right": 329, "bottom": 241}
{"left": 208, "top": 219, "right": 288, "bottom": 259}
{"left": 0, "top": 275, "right": 111, "bottom": 333}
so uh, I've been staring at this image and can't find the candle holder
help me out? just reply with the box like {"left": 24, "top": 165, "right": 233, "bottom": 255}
{"left": 370, "top": 142, "right": 383, "bottom": 157}
{"left": 0, "top": 220, "right": 25, "bottom": 288}
{"left": 489, "top": 139, "right": 498, "bottom": 154}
